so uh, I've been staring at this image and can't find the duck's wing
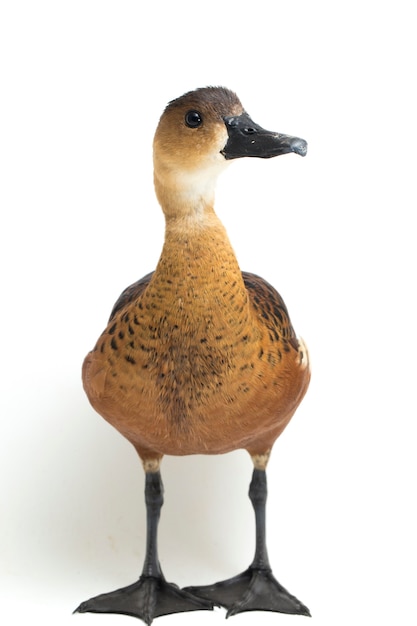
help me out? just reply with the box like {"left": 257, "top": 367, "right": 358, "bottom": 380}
{"left": 242, "top": 271, "right": 300, "bottom": 350}
{"left": 108, "top": 271, "right": 154, "bottom": 321}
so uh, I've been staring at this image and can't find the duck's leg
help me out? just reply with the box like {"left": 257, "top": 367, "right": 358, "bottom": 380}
{"left": 75, "top": 469, "right": 214, "bottom": 625}
{"left": 184, "top": 466, "right": 310, "bottom": 618}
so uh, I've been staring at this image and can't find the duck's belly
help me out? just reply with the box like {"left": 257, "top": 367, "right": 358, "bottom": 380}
{"left": 82, "top": 335, "right": 310, "bottom": 458}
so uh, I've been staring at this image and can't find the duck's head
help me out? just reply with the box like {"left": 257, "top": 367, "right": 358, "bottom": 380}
{"left": 153, "top": 86, "right": 307, "bottom": 218}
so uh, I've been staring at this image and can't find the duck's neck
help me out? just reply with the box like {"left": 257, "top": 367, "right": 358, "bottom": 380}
{"left": 159, "top": 206, "right": 242, "bottom": 285}
{"left": 150, "top": 204, "right": 250, "bottom": 331}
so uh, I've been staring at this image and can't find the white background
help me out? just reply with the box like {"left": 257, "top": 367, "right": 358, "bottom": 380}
{"left": 1, "top": 1, "right": 416, "bottom": 625}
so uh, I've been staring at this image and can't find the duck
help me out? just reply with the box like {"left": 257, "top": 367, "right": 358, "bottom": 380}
{"left": 75, "top": 86, "right": 310, "bottom": 624}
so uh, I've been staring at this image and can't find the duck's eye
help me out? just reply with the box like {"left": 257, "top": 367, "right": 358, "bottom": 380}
{"left": 185, "top": 110, "right": 203, "bottom": 128}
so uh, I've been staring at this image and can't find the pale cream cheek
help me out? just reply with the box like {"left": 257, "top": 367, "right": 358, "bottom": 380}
{"left": 153, "top": 123, "right": 232, "bottom": 220}
{"left": 176, "top": 126, "right": 230, "bottom": 201}
{"left": 176, "top": 158, "right": 229, "bottom": 209}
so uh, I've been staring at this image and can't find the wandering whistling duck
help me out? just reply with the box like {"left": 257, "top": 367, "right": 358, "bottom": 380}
{"left": 75, "top": 86, "right": 310, "bottom": 623}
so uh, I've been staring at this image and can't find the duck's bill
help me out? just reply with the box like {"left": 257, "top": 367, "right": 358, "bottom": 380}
{"left": 221, "top": 112, "right": 307, "bottom": 160}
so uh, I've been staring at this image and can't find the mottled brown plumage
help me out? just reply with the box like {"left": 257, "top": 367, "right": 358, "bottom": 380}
{"left": 77, "top": 86, "right": 310, "bottom": 623}
{"left": 84, "top": 264, "right": 309, "bottom": 465}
